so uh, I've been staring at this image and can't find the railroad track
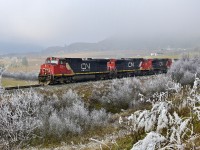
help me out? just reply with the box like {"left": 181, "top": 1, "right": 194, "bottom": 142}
{"left": 3, "top": 74, "right": 159, "bottom": 91}
{"left": 4, "top": 84, "right": 43, "bottom": 90}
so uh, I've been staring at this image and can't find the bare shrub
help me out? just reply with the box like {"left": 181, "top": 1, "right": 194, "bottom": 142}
{"left": 0, "top": 88, "right": 110, "bottom": 149}
{"left": 2, "top": 71, "right": 38, "bottom": 81}
{"left": 168, "top": 55, "right": 200, "bottom": 85}
{"left": 91, "top": 76, "right": 179, "bottom": 112}
{"left": 126, "top": 99, "right": 193, "bottom": 149}
{"left": 92, "top": 77, "right": 143, "bottom": 111}
{"left": 108, "top": 78, "right": 139, "bottom": 102}
{"left": 131, "top": 132, "right": 166, "bottom": 150}
{"left": 0, "top": 57, "right": 36, "bottom": 81}
{"left": 46, "top": 91, "right": 109, "bottom": 137}
{"left": 126, "top": 78, "right": 200, "bottom": 149}
{"left": 89, "top": 108, "right": 109, "bottom": 127}
{"left": 0, "top": 65, "right": 7, "bottom": 93}
{"left": 0, "top": 89, "right": 43, "bottom": 149}
{"left": 142, "top": 74, "right": 172, "bottom": 97}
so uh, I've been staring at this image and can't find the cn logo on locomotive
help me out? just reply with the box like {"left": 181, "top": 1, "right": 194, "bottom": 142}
{"left": 81, "top": 63, "right": 90, "bottom": 71}
{"left": 159, "top": 62, "right": 163, "bottom": 66}
{"left": 128, "top": 62, "right": 134, "bottom": 67}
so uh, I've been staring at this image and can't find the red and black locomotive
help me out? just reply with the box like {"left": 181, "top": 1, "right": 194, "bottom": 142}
{"left": 38, "top": 57, "right": 172, "bottom": 84}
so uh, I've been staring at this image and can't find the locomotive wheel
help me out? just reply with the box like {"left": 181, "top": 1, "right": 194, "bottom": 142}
{"left": 44, "top": 80, "right": 51, "bottom": 85}
{"left": 43, "top": 75, "right": 52, "bottom": 85}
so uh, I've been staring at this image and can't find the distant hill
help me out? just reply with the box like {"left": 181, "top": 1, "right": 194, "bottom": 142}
{"left": 1, "top": 36, "right": 200, "bottom": 56}
{"left": 42, "top": 36, "right": 200, "bottom": 55}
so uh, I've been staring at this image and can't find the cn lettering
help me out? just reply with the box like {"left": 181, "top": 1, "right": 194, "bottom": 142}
{"left": 128, "top": 62, "right": 134, "bottom": 67}
{"left": 81, "top": 63, "right": 90, "bottom": 70}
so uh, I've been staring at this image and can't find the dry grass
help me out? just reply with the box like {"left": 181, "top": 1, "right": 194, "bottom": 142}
{"left": 1, "top": 77, "right": 38, "bottom": 87}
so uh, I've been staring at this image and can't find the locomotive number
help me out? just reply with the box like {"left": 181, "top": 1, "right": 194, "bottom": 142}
{"left": 128, "top": 62, "right": 134, "bottom": 67}
{"left": 81, "top": 63, "right": 90, "bottom": 71}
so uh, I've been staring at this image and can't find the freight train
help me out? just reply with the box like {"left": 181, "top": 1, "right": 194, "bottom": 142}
{"left": 38, "top": 57, "right": 172, "bottom": 84}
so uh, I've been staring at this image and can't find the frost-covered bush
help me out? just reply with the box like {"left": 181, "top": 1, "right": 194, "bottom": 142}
{"left": 106, "top": 78, "right": 142, "bottom": 106}
{"left": 121, "top": 77, "right": 200, "bottom": 149}
{"left": 126, "top": 101, "right": 173, "bottom": 133}
{"left": 90, "top": 75, "right": 179, "bottom": 112}
{"left": 166, "top": 80, "right": 182, "bottom": 93}
{"left": 125, "top": 100, "right": 193, "bottom": 149}
{"left": 47, "top": 101, "right": 108, "bottom": 137}
{"left": 187, "top": 76, "right": 200, "bottom": 121}
{"left": 0, "top": 56, "right": 37, "bottom": 81}
{"left": 131, "top": 132, "right": 166, "bottom": 150}
{"left": 0, "top": 88, "right": 110, "bottom": 149}
{"left": 90, "top": 77, "right": 143, "bottom": 112}
{"left": 0, "top": 89, "right": 43, "bottom": 149}
{"left": 0, "top": 65, "right": 5, "bottom": 74}
{"left": 43, "top": 90, "right": 109, "bottom": 137}
{"left": 38, "top": 89, "right": 109, "bottom": 138}
{"left": 0, "top": 65, "right": 7, "bottom": 93}
{"left": 168, "top": 55, "right": 200, "bottom": 85}
{"left": 142, "top": 75, "right": 172, "bottom": 97}
{"left": 2, "top": 71, "right": 38, "bottom": 81}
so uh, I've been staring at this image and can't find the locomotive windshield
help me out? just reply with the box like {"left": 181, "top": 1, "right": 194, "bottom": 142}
{"left": 45, "top": 57, "right": 58, "bottom": 64}
{"left": 59, "top": 59, "right": 66, "bottom": 65}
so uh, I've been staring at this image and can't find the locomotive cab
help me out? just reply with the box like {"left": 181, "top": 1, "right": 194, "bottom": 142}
{"left": 45, "top": 57, "right": 58, "bottom": 64}
{"left": 38, "top": 57, "right": 74, "bottom": 84}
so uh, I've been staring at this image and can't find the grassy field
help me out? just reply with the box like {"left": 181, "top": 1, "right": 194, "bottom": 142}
{"left": 54, "top": 49, "right": 182, "bottom": 59}
{"left": 1, "top": 77, "right": 38, "bottom": 87}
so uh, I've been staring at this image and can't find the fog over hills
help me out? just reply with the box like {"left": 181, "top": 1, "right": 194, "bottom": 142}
{"left": 1, "top": 35, "right": 200, "bottom": 56}
{"left": 0, "top": 42, "right": 43, "bottom": 55}
{"left": 1, "top": 34, "right": 200, "bottom": 55}
{"left": 43, "top": 36, "right": 200, "bottom": 54}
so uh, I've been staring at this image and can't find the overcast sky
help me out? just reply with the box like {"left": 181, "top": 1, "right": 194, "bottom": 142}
{"left": 0, "top": 0, "right": 200, "bottom": 49}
